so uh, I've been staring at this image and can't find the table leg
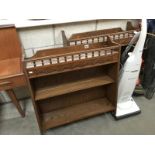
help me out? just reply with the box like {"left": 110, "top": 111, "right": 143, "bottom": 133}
{"left": 6, "top": 89, "right": 25, "bottom": 117}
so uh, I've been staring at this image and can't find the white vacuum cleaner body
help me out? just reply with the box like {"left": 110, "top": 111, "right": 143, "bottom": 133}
{"left": 115, "top": 19, "right": 147, "bottom": 119}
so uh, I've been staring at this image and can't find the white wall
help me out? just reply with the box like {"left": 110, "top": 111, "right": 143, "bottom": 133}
{"left": 18, "top": 19, "right": 138, "bottom": 58}
{"left": 0, "top": 19, "right": 138, "bottom": 103}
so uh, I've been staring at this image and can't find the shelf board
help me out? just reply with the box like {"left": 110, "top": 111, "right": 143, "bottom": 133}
{"left": 35, "top": 75, "right": 114, "bottom": 101}
{"left": 42, "top": 98, "right": 115, "bottom": 130}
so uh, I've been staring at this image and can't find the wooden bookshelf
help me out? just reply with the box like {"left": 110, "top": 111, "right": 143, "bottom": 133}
{"left": 25, "top": 35, "right": 120, "bottom": 134}
{"left": 62, "top": 22, "right": 139, "bottom": 47}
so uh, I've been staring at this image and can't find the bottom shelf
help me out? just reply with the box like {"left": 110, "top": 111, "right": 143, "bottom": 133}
{"left": 42, "top": 98, "right": 115, "bottom": 131}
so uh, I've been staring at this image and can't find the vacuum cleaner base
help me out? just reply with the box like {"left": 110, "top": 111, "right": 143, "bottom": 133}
{"left": 114, "top": 98, "right": 141, "bottom": 120}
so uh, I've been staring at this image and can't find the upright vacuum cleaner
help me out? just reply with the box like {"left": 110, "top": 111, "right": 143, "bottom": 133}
{"left": 115, "top": 19, "right": 147, "bottom": 119}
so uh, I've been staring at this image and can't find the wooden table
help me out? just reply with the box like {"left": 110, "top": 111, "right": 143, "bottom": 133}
{"left": 0, "top": 25, "right": 26, "bottom": 117}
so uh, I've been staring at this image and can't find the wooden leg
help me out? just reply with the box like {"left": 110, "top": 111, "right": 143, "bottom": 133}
{"left": 6, "top": 89, "right": 25, "bottom": 117}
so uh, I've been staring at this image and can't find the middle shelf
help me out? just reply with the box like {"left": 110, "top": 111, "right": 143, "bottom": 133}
{"left": 33, "top": 64, "right": 115, "bottom": 101}
{"left": 35, "top": 75, "right": 114, "bottom": 101}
